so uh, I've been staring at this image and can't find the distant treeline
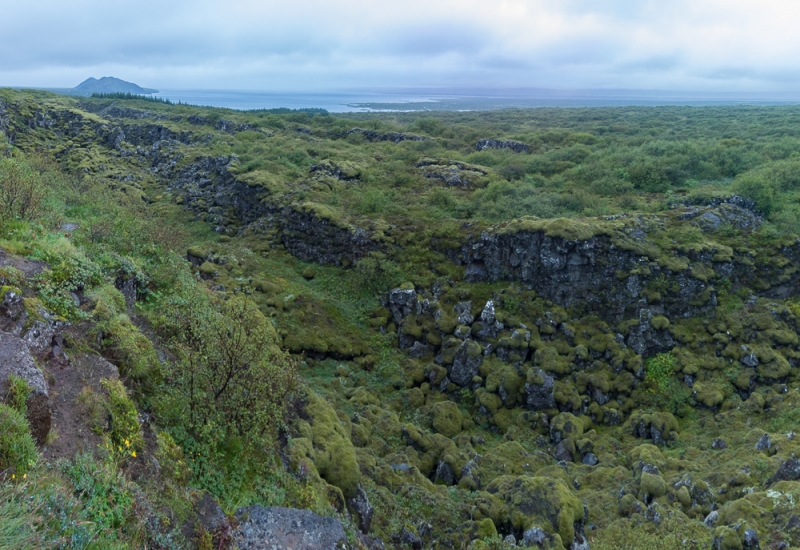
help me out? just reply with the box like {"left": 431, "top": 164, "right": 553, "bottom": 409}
{"left": 91, "top": 92, "right": 177, "bottom": 104}
{"left": 246, "top": 107, "right": 329, "bottom": 116}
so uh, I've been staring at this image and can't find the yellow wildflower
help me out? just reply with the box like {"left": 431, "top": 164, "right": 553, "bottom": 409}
{"left": 131, "top": 451, "right": 137, "bottom": 458}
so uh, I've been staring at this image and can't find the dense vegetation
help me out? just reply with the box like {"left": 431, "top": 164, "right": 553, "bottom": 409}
{"left": 2, "top": 88, "right": 800, "bottom": 549}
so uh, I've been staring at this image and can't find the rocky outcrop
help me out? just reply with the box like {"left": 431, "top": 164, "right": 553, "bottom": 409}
{"left": 346, "top": 128, "right": 426, "bottom": 143}
{"left": 233, "top": 506, "right": 349, "bottom": 550}
{"left": 0, "top": 290, "right": 68, "bottom": 362}
{"left": 475, "top": 139, "right": 530, "bottom": 153}
{"left": 79, "top": 102, "right": 173, "bottom": 121}
{"left": 414, "top": 158, "right": 488, "bottom": 187}
{"left": 280, "top": 207, "right": 378, "bottom": 267}
{"left": 0, "top": 332, "right": 50, "bottom": 445}
{"left": 455, "top": 226, "right": 716, "bottom": 324}
{"left": 310, "top": 160, "right": 360, "bottom": 181}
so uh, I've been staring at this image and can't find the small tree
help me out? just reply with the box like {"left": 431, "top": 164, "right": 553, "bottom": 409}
{"left": 162, "top": 294, "right": 298, "bottom": 451}
{"left": 0, "top": 159, "right": 44, "bottom": 223}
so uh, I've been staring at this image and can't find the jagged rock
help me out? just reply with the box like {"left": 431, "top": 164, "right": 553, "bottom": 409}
{"left": 347, "top": 485, "right": 374, "bottom": 534}
{"left": 192, "top": 492, "right": 232, "bottom": 549}
{"left": 484, "top": 476, "right": 586, "bottom": 548}
{"left": 475, "top": 139, "right": 530, "bottom": 153}
{"left": 233, "top": 506, "right": 349, "bottom": 550}
{"left": 214, "top": 118, "right": 261, "bottom": 134}
{"left": 554, "top": 440, "right": 574, "bottom": 462}
{"left": 522, "top": 526, "right": 547, "bottom": 547}
{"left": 644, "top": 503, "right": 662, "bottom": 525}
{"left": 630, "top": 411, "right": 678, "bottom": 446}
{"left": 741, "top": 352, "right": 759, "bottom": 368}
{"left": 399, "top": 525, "right": 423, "bottom": 549}
{"left": 524, "top": 368, "right": 555, "bottom": 410}
{"left": 743, "top": 528, "right": 759, "bottom": 549}
{"left": 755, "top": 433, "right": 772, "bottom": 452}
{"left": 454, "top": 301, "right": 474, "bottom": 325}
{"left": 407, "top": 341, "right": 430, "bottom": 359}
{"left": 704, "top": 510, "right": 719, "bottom": 527}
{"left": 767, "top": 455, "right": 800, "bottom": 485}
{"left": 0, "top": 290, "right": 26, "bottom": 334}
{"left": 433, "top": 461, "right": 456, "bottom": 486}
{"left": 388, "top": 288, "right": 417, "bottom": 325}
{"left": 0, "top": 332, "right": 50, "bottom": 445}
{"left": 712, "top": 438, "right": 728, "bottom": 450}
{"left": 115, "top": 274, "right": 139, "bottom": 311}
{"left": 448, "top": 340, "right": 483, "bottom": 387}
{"left": 582, "top": 453, "right": 598, "bottom": 466}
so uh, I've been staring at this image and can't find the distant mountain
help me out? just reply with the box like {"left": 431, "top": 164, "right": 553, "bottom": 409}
{"left": 70, "top": 77, "right": 158, "bottom": 96}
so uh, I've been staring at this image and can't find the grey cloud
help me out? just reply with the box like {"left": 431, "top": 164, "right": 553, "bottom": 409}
{"left": 2, "top": 0, "right": 800, "bottom": 92}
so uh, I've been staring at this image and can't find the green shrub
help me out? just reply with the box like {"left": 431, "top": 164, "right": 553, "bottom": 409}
{"left": 0, "top": 403, "right": 38, "bottom": 476}
{"left": 0, "top": 158, "right": 45, "bottom": 224}
{"left": 4, "top": 375, "right": 31, "bottom": 415}
{"left": 159, "top": 295, "right": 299, "bottom": 452}
{"left": 89, "top": 285, "right": 161, "bottom": 384}
{"left": 646, "top": 352, "right": 676, "bottom": 394}
{"left": 101, "top": 379, "right": 144, "bottom": 456}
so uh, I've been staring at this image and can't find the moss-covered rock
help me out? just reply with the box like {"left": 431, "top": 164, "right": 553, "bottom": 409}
{"left": 302, "top": 392, "right": 361, "bottom": 499}
{"left": 431, "top": 401, "right": 463, "bottom": 438}
{"left": 550, "top": 412, "right": 584, "bottom": 444}
{"left": 483, "top": 475, "right": 584, "bottom": 547}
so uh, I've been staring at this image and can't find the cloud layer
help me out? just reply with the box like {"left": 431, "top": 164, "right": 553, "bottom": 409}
{"left": 3, "top": 0, "right": 800, "bottom": 91}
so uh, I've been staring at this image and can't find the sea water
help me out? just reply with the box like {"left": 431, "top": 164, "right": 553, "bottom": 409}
{"left": 142, "top": 88, "right": 800, "bottom": 112}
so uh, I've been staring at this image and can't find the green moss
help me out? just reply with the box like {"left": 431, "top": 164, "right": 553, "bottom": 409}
{"left": 649, "top": 315, "right": 670, "bottom": 330}
{"left": 639, "top": 471, "right": 666, "bottom": 498}
{"left": 431, "top": 401, "right": 463, "bottom": 438}
{"left": 484, "top": 475, "right": 583, "bottom": 547}
{"left": 303, "top": 392, "right": 360, "bottom": 499}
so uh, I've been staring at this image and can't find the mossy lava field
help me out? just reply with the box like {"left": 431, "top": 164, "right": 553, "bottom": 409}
{"left": 3, "top": 89, "right": 800, "bottom": 549}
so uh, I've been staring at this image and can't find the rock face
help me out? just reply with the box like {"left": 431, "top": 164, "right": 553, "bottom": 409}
{"left": 280, "top": 208, "right": 379, "bottom": 267}
{"left": 455, "top": 225, "right": 716, "bottom": 324}
{"left": 475, "top": 139, "right": 530, "bottom": 153}
{"left": 233, "top": 506, "right": 349, "bottom": 550}
{"left": 0, "top": 332, "right": 50, "bottom": 444}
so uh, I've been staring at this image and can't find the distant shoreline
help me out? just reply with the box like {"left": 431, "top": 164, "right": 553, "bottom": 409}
{"left": 8, "top": 86, "right": 800, "bottom": 112}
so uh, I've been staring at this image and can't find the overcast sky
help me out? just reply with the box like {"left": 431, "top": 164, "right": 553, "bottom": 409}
{"left": 3, "top": 0, "right": 800, "bottom": 92}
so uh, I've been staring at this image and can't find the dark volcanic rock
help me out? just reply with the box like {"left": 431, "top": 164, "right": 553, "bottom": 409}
{"left": 448, "top": 340, "right": 483, "bottom": 387}
{"left": 280, "top": 207, "right": 379, "bottom": 267}
{"left": 347, "top": 485, "right": 374, "bottom": 534}
{"left": 525, "top": 368, "right": 556, "bottom": 410}
{"left": 233, "top": 506, "right": 349, "bottom": 550}
{"left": 346, "top": 128, "right": 425, "bottom": 143}
{"left": 768, "top": 455, "right": 800, "bottom": 485}
{"left": 755, "top": 433, "right": 772, "bottom": 452}
{"left": 192, "top": 492, "right": 232, "bottom": 549}
{"left": 475, "top": 139, "right": 530, "bottom": 153}
{"left": 454, "top": 226, "right": 719, "bottom": 331}
{"left": 0, "top": 332, "right": 50, "bottom": 445}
